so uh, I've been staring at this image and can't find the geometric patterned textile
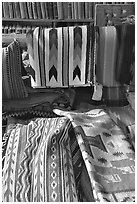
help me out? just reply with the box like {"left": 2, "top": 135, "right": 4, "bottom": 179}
{"left": 2, "top": 40, "right": 28, "bottom": 100}
{"left": 96, "top": 25, "right": 135, "bottom": 87}
{"left": 26, "top": 25, "right": 94, "bottom": 88}
{"left": 106, "top": 105, "right": 135, "bottom": 150}
{"left": 53, "top": 108, "right": 135, "bottom": 202}
{"left": 2, "top": 117, "right": 78, "bottom": 202}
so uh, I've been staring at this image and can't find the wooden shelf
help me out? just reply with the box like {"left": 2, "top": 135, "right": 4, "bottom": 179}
{"left": 2, "top": 18, "right": 94, "bottom": 27}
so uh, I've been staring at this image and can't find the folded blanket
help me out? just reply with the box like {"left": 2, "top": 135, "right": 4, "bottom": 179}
{"left": 54, "top": 108, "right": 135, "bottom": 202}
{"left": 106, "top": 105, "right": 135, "bottom": 150}
{"left": 2, "top": 117, "right": 80, "bottom": 202}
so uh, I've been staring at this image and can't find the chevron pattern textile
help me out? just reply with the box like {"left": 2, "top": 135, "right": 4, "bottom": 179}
{"left": 2, "top": 117, "right": 79, "bottom": 202}
{"left": 26, "top": 25, "right": 94, "bottom": 88}
{"left": 96, "top": 25, "right": 135, "bottom": 87}
{"left": 2, "top": 40, "right": 28, "bottom": 100}
{"left": 53, "top": 109, "right": 135, "bottom": 202}
{"left": 69, "top": 25, "right": 89, "bottom": 86}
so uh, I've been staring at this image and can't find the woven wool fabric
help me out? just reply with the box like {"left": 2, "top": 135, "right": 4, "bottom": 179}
{"left": 2, "top": 40, "right": 28, "bottom": 100}
{"left": 54, "top": 109, "right": 135, "bottom": 202}
{"left": 2, "top": 117, "right": 78, "bottom": 202}
{"left": 106, "top": 105, "right": 135, "bottom": 150}
{"left": 96, "top": 25, "right": 135, "bottom": 87}
{"left": 26, "top": 25, "right": 94, "bottom": 88}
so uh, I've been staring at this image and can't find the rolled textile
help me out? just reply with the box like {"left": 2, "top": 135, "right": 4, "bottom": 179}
{"left": 2, "top": 39, "right": 28, "bottom": 100}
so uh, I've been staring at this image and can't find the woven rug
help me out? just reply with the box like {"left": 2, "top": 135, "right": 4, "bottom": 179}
{"left": 2, "top": 117, "right": 79, "bottom": 202}
{"left": 54, "top": 108, "right": 135, "bottom": 202}
{"left": 106, "top": 105, "right": 135, "bottom": 150}
{"left": 26, "top": 25, "right": 94, "bottom": 88}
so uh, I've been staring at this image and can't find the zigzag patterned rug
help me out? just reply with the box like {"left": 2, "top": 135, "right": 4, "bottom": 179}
{"left": 2, "top": 117, "right": 79, "bottom": 202}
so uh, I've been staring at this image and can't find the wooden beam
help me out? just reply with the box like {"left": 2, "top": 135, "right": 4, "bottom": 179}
{"left": 2, "top": 18, "right": 94, "bottom": 26}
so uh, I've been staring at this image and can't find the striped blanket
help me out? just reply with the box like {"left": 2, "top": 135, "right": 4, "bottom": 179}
{"left": 26, "top": 25, "right": 94, "bottom": 88}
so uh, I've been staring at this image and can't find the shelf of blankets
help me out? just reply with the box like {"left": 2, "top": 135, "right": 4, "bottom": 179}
{"left": 2, "top": 18, "right": 94, "bottom": 27}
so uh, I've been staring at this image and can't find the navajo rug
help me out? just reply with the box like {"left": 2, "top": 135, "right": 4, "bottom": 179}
{"left": 26, "top": 25, "right": 94, "bottom": 88}
{"left": 106, "top": 105, "right": 135, "bottom": 150}
{"left": 2, "top": 117, "right": 79, "bottom": 202}
{"left": 54, "top": 109, "right": 135, "bottom": 202}
{"left": 2, "top": 40, "right": 28, "bottom": 100}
